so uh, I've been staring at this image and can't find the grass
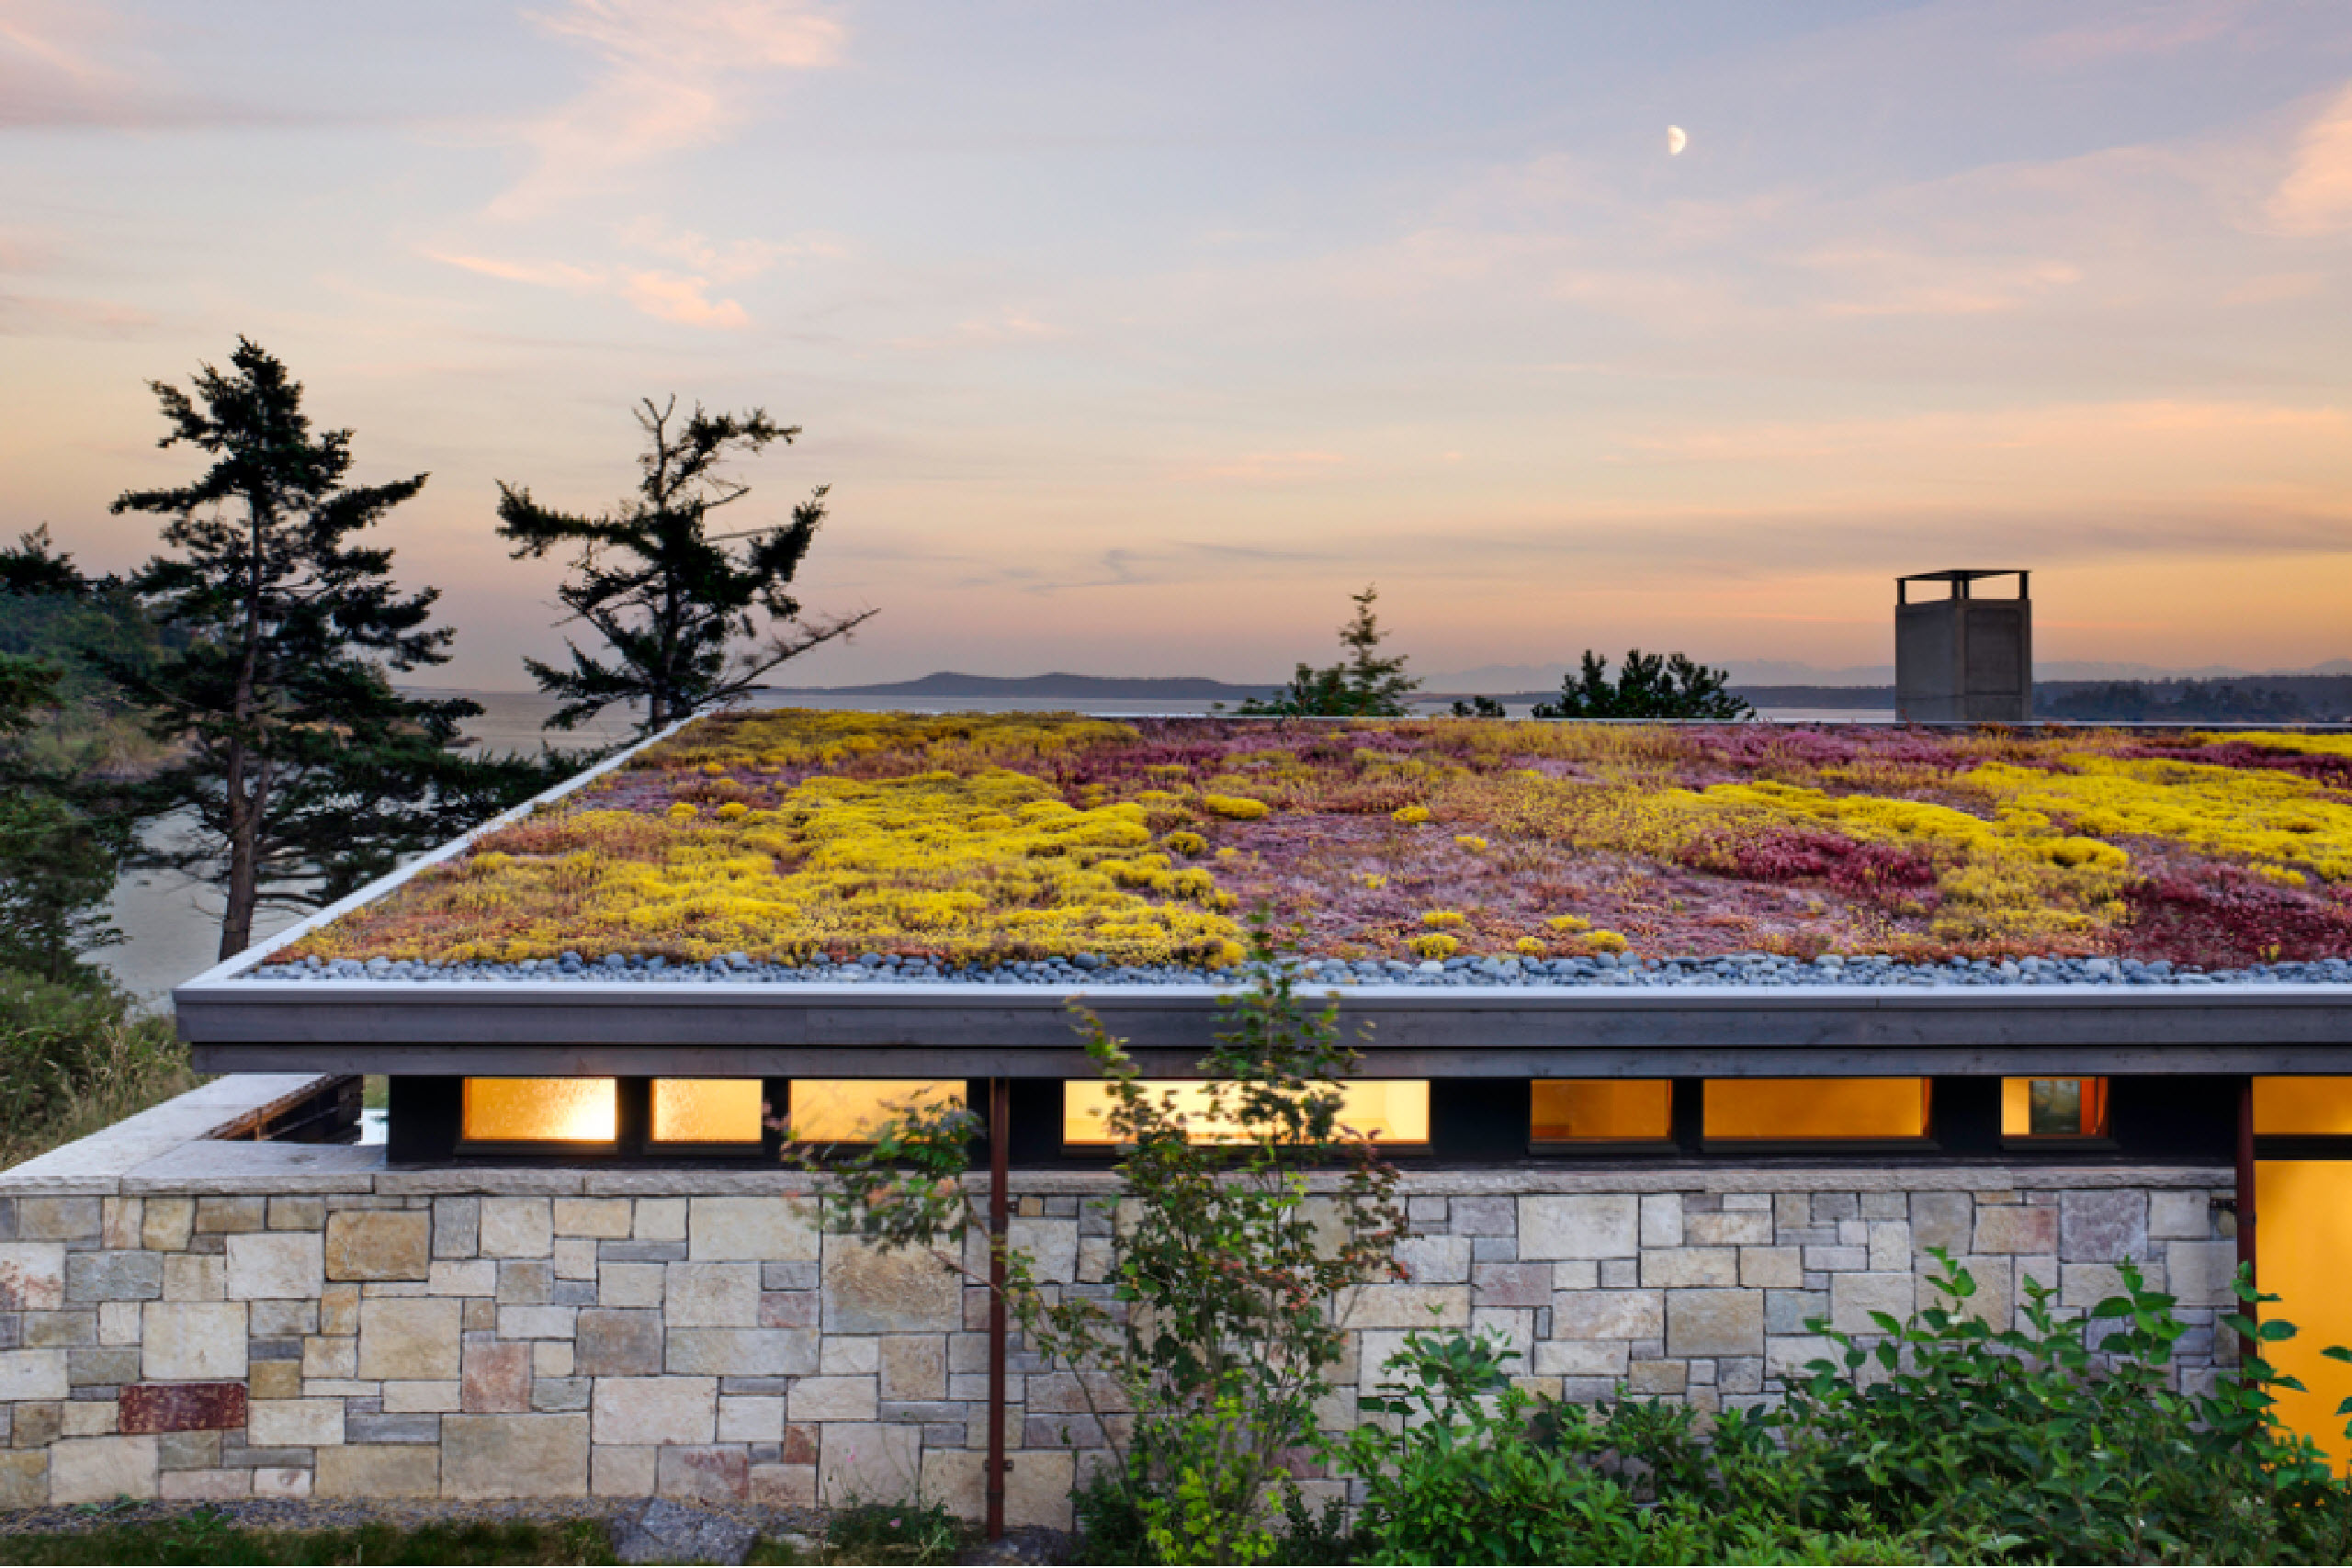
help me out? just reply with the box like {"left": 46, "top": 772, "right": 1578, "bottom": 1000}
{"left": 0, "top": 1512, "right": 618, "bottom": 1565}
{"left": 0, "top": 971, "right": 196, "bottom": 1171}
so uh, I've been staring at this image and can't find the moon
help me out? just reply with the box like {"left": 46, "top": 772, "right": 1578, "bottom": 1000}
{"left": 1667, "top": 125, "right": 1688, "bottom": 156}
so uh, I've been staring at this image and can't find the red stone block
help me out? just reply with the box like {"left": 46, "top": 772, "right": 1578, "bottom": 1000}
{"left": 657, "top": 1444, "right": 750, "bottom": 1504}
{"left": 119, "top": 1382, "right": 248, "bottom": 1434}
{"left": 460, "top": 1339, "right": 532, "bottom": 1413}
{"left": 782, "top": 1422, "right": 820, "bottom": 1465}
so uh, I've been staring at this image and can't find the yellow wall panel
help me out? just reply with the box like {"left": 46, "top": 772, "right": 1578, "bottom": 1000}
{"left": 1063, "top": 1080, "right": 1429, "bottom": 1145}
{"left": 2256, "top": 1160, "right": 2352, "bottom": 1467}
{"left": 1532, "top": 1080, "right": 1672, "bottom": 1142}
{"left": 651, "top": 1078, "right": 765, "bottom": 1144}
{"left": 2254, "top": 1078, "right": 2352, "bottom": 1136}
{"left": 788, "top": 1080, "right": 965, "bottom": 1143}
{"left": 1705, "top": 1078, "right": 1928, "bottom": 1141}
{"left": 462, "top": 1077, "right": 616, "bottom": 1143}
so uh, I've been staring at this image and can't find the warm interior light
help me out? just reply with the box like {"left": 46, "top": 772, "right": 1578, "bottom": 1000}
{"left": 787, "top": 1080, "right": 966, "bottom": 1143}
{"left": 1062, "top": 1080, "right": 1430, "bottom": 1146}
{"left": 651, "top": 1078, "right": 765, "bottom": 1144}
{"left": 1704, "top": 1078, "right": 1928, "bottom": 1141}
{"left": 2254, "top": 1077, "right": 2352, "bottom": 1135}
{"left": 2257, "top": 1160, "right": 2352, "bottom": 1468}
{"left": 2001, "top": 1077, "right": 2108, "bottom": 1137}
{"left": 1532, "top": 1079, "right": 1672, "bottom": 1142}
{"left": 462, "top": 1077, "right": 617, "bottom": 1143}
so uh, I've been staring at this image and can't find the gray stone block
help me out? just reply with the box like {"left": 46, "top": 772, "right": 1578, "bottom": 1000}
{"left": 761, "top": 1263, "right": 819, "bottom": 1292}
{"left": 1667, "top": 1291, "right": 1763, "bottom": 1358}
{"left": 532, "top": 1378, "right": 592, "bottom": 1413}
{"left": 1765, "top": 1289, "right": 1829, "bottom": 1336}
{"left": 64, "top": 1251, "right": 162, "bottom": 1303}
{"left": 600, "top": 1242, "right": 688, "bottom": 1264}
{"left": 2060, "top": 1190, "right": 2150, "bottom": 1264}
{"left": 433, "top": 1198, "right": 480, "bottom": 1259}
{"left": 346, "top": 1414, "right": 440, "bottom": 1444}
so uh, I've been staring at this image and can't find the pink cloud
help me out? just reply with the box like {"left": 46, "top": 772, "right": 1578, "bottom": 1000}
{"left": 2268, "top": 82, "right": 2352, "bottom": 235}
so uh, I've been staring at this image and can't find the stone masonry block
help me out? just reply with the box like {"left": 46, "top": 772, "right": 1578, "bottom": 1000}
{"left": 1910, "top": 1192, "right": 1973, "bottom": 1257}
{"left": 2150, "top": 1191, "right": 2214, "bottom": 1241}
{"left": 316, "top": 1444, "right": 438, "bottom": 1498}
{"left": 0, "top": 1245, "right": 67, "bottom": 1311}
{"left": 480, "top": 1199, "right": 553, "bottom": 1259}
{"left": 1830, "top": 1272, "right": 1917, "bottom": 1334}
{"left": 2167, "top": 1239, "right": 2237, "bottom": 1308}
{"left": 356, "top": 1298, "right": 461, "bottom": 1382}
{"left": 141, "top": 1302, "right": 245, "bottom": 1381}
{"left": 325, "top": 1213, "right": 430, "bottom": 1282}
{"left": 657, "top": 1444, "right": 750, "bottom": 1505}
{"left": 142, "top": 1199, "right": 194, "bottom": 1253}
{"left": 432, "top": 1199, "right": 479, "bottom": 1259}
{"left": 1973, "top": 1203, "right": 2058, "bottom": 1257}
{"left": 667, "top": 1263, "right": 762, "bottom": 1327}
{"left": 635, "top": 1199, "right": 686, "bottom": 1242}
{"left": 667, "top": 1329, "right": 818, "bottom": 1377}
{"left": 1639, "top": 1194, "right": 1683, "bottom": 1248}
{"left": 2060, "top": 1190, "right": 2150, "bottom": 1264}
{"left": 599, "top": 1264, "right": 664, "bottom": 1309}
{"left": 1347, "top": 1285, "right": 1470, "bottom": 1330}
{"left": 1395, "top": 1235, "right": 1471, "bottom": 1285}
{"left": 461, "top": 1338, "right": 531, "bottom": 1413}
{"left": 819, "top": 1422, "right": 919, "bottom": 1506}
{"left": 119, "top": 1382, "right": 246, "bottom": 1434}
{"left": 787, "top": 1376, "right": 878, "bottom": 1423}
{"left": 444, "top": 1414, "right": 589, "bottom": 1499}
{"left": 823, "top": 1236, "right": 958, "bottom": 1334}
{"left": 1450, "top": 1196, "right": 1515, "bottom": 1235}
{"left": 690, "top": 1198, "right": 817, "bottom": 1263}
{"left": 589, "top": 1376, "right": 719, "bottom": 1453}
{"left": 553, "top": 1199, "right": 631, "bottom": 1238}
{"left": 66, "top": 1251, "right": 163, "bottom": 1303}
{"left": 227, "top": 1234, "right": 323, "bottom": 1301}
{"left": 1641, "top": 1249, "right": 1737, "bottom": 1289}
{"left": 879, "top": 1337, "right": 944, "bottom": 1401}
{"left": 248, "top": 1400, "right": 345, "bottom": 1449}
{"left": 1519, "top": 1196, "right": 1637, "bottom": 1259}
{"left": 1472, "top": 1263, "right": 1549, "bottom": 1308}
{"left": 50, "top": 1434, "right": 157, "bottom": 1504}
{"left": 0, "top": 1349, "right": 69, "bottom": 1401}
{"left": 576, "top": 1309, "right": 665, "bottom": 1376}
{"left": 19, "top": 1199, "right": 100, "bottom": 1240}
{"left": 1684, "top": 1212, "right": 1771, "bottom": 1247}
{"left": 1551, "top": 1290, "right": 1663, "bottom": 1340}
{"left": 1668, "top": 1290, "right": 1763, "bottom": 1358}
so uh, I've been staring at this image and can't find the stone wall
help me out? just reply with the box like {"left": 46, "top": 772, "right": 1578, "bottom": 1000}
{"left": 0, "top": 1078, "right": 2239, "bottom": 1518}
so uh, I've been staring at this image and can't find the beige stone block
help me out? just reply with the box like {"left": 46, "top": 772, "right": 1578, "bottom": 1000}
{"left": 535, "top": 1341, "right": 573, "bottom": 1379}
{"left": 819, "top": 1422, "right": 920, "bottom": 1506}
{"left": 1520, "top": 1195, "right": 1638, "bottom": 1259}
{"left": 142, "top": 1197, "right": 194, "bottom": 1253}
{"left": 141, "top": 1302, "right": 245, "bottom": 1381}
{"left": 666, "top": 1262, "right": 761, "bottom": 1327}
{"left": 161, "top": 1469, "right": 250, "bottom": 1502}
{"left": 821, "top": 1336, "right": 880, "bottom": 1374}
{"left": 20, "top": 1198, "right": 101, "bottom": 1240}
{"left": 479, "top": 1198, "right": 553, "bottom": 1258}
{"left": 1973, "top": 1204, "right": 2059, "bottom": 1256}
{"left": 462, "top": 1338, "right": 532, "bottom": 1414}
{"left": 553, "top": 1238, "right": 598, "bottom": 1280}
{"left": 691, "top": 1197, "right": 817, "bottom": 1262}
{"left": 1766, "top": 1335, "right": 1844, "bottom": 1380}
{"left": 98, "top": 1301, "right": 141, "bottom": 1346}
{"left": 267, "top": 1197, "right": 325, "bottom": 1232}
{"left": 593, "top": 1445, "right": 658, "bottom": 1498}
{"left": 1668, "top": 1289, "right": 1764, "bottom": 1357}
{"left": 1639, "top": 1193, "right": 1683, "bottom": 1249}
{"left": 656, "top": 1444, "right": 749, "bottom": 1504}
{"left": 324, "top": 1212, "right": 431, "bottom": 1282}
{"left": 322, "top": 1282, "right": 361, "bottom": 1337}
{"left": 1532, "top": 1339, "right": 1630, "bottom": 1376}
{"left": 252, "top": 1466, "right": 312, "bottom": 1499}
{"left": 879, "top": 1336, "right": 945, "bottom": 1401}
{"left": 356, "top": 1297, "right": 462, "bottom": 1381}
{"left": 227, "top": 1232, "right": 324, "bottom": 1301}
{"left": 249, "top": 1400, "right": 345, "bottom": 1449}
{"left": 1395, "top": 1235, "right": 1472, "bottom": 1285}
{"left": 718, "top": 1394, "right": 786, "bottom": 1443}
{"left": 788, "top": 1375, "right": 879, "bottom": 1422}
{"left": 2166, "top": 1240, "right": 2238, "bottom": 1308}
{"left": 192, "top": 1197, "right": 265, "bottom": 1235}
{"left": 1740, "top": 1247, "right": 1804, "bottom": 1289}
{"left": 1868, "top": 1221, "right": 1913, "bottom": 1272}
{"left": 666, "top": 1329, "right": 817, "bottom": 1377}
{"left": 50, "top": 1435, "right": 158, "bottom": 1504}
{"left": 1551, "top": 1289, "right": 1664, "bottom": 1340}
{"left": 1345, "top": 1284, "right": 1470, "bottom": 1330}
{"left": 1005, "top": 1449, "right": 1076, "bottom": 1532}
{"left": 316, "top": 1445, "right": 437, "bottom": 1499}
{"left": 443, "top": 1415, "right": 589, "bottom": 1499}
{"left": 600, "top": 1263, "right": 664, "bottom": 1309}
{"left": 2061, "top": 1261, "right": 2143, "bottom": 1310}
{"left": 1829, "top": 1271, "right": 1917, "bottom": 1334}
{"left": 920, "top": 1448, "right": 984, "bottom": 1520}
{"left": 822, "top": 1236, "right": 959, "bottom": 1333}
{"left": 496, "top": 1305, "right": 577, "bottom": 1340}
{"left": 0, "top": 1243, "right": 66, "bottom": 1311}
{"left": 61, "top": 1401, "right": 117, "bottom": 1438}
{"left": 0, "top": 1450, "right": 44, "bottom": 1509}
{"left": 1641, "top": 1248, "right": 1738, "bottom": 1288}
{"left": 382, "top": 1381, "right": 462, "bottom": 1414}
{"left": 305, "top": 1336, "right": 359, "bottom": 1380}
{"left": 427, "top": 1260, "right": 497, "bottom": 1296}
{"left": 1684, "top": 1211, "right": 1772, "bottom": 1247}
{"left": 751, "top": 1461, "right": 815, "bottom": 1507}
{"left": 250, "top": 1360, "right": 302, "bottom": 1401}
{"left": 0, "top": 1349, "right": 69, "bottom": 1401}
{"left": 592, "top": 1376, "right": 717, "bottom": 1447}
{"left": 1009, "top": 1216, "right": 1078, "bottom": 1283}
{"left": 2150, "top": 1190, "right": 2214, "bottom": 1241}
{"left": 162, "top": 1254, "right": 224, "bottom": 1303}
{"left": 554, "top": 1198, "right": 632, "bottom": 1238}
{"left": 100, "top": 1197, "right": 142, "bottom": 1250}
{"left": 635, "top": 1199, "right": 686, "bottom": 1242}
{"left": 24, "top": 1312, "right": 93, "bottom": 1348}
{"left": 1918, "top": 1256, "right": 2015, "bottom": 1332}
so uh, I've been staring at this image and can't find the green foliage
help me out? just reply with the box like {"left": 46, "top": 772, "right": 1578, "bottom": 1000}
{"left": 0, "top": 627, "right": 130, "bottom": 984}
{"left": 820, "top": 918, "right": 1407, "bottom": 1566}
{"left": 0, "top": 1508, "right": 616, "bottom": 1564}
{"left": 0, "top": 971, "right": 191, "bottom": 1170}
{"left": 1236, "top": 584, "right": 1419, "bottom": 717}
{"left": 1335, "top": 1256, "right": 2352, "bottom": 1566}
{"left": 110, "top": 338, "right": 580, "bottom": 959}
{"left": 1532, "top": 649, "right": 1753, "bottom": 720}
{"left": 1449, "top": 694, "right": 1507, "bottom": 718}
{"left": 816, "top": 1499, "right": 966, "bottom": 1564}
{"left": 496, "top": 397, "right": 876, "bottom": 733}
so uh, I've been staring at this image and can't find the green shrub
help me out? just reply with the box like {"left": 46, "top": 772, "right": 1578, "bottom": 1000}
{"left": 0, "top": 970, "right": 192, "bottom": 1169}
{"left": 817, "top": 1499, "right": 964, "bottom": 1564}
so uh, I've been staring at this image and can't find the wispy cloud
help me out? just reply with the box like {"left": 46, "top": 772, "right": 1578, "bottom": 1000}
{"left": 2021, "top": 0, "right": 2256, "bottom": 68}
{"left": 886, "top": 309, "right": 1066, "bottom": 354}
{"left": 2268, "top": 81, "right": 2352, "bottom": 234}
{"left": 424, "top": 213, "right": 838, "bottom": 329}
{"left": 496, "top": 0, "right": 845, "bottom": 217}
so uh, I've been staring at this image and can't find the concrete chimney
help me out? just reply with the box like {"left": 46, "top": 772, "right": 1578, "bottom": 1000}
{"left": 1894, "top": 570, "right": 2031, "bottom": 723}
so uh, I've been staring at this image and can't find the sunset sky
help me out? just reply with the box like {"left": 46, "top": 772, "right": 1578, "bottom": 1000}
{"left": 4, "top": 0, "right": 2349, "bottom": 688}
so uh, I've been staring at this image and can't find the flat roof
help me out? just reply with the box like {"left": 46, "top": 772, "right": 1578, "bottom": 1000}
{"left": 175, "top": 710, "right": 2352, "bottom": 1074}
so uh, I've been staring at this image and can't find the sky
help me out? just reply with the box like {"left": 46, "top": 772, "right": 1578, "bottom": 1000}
{"left": 3, "top": 0, "right": 2349, "bottom": 688}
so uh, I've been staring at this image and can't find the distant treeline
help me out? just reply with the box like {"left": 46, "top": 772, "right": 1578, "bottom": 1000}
{"left": 1724, "top": 678, "right": 2352, "bottom": 722}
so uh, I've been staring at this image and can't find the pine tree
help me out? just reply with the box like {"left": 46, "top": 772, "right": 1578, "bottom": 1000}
{"left": 495, "top": 398, "right": 876, "bottom": 733}
{"left": 1532, "top": 649, "right": 1753, "bottom": 720}
{"left": 1236, "top": 584, "right": 1420, "bottom": 717}
{"left": 110, "top": 339, "right": 573, "bottom": 960}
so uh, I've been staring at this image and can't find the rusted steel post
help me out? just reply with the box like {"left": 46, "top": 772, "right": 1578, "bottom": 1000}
{"left": 2236, "top": 1075, "right": 2257, "bottom": 1292}
{"left": 987, "top": 1077, "right": 1010, "bottom": 1541}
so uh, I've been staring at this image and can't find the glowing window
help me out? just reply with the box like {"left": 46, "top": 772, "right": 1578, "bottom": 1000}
{"left": 1062, "top": 1081, "right": 1430, "bottom": 1146}
{"left": 1532, "top": 1080, "right": 1672, "bottom": 1143}
{"left": 2254, "top": 1077, "right": 2352, "bottom": 1136}
{"left": 651, "top": 1079, "right": 765, "bottom": 1145}
{"left": 787, "top": 1080, "right": 966, "bottom": 1143}
{"left": 462, "top": 1077, "right": 616, "bottom": 1144}
{"left": 1704, "top": 1078, "right": 1928, "bottom": 1142}
{"left": 2257, "top": 1160, "right": 2352, "bottom": 1468}
{"left": 2002, "top": 1077, "right": 2109, "bottom": 1138}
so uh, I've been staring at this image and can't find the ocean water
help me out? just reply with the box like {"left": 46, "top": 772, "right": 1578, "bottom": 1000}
{"left": 99, "top": 690, "right": 1890, "bottom": 1000}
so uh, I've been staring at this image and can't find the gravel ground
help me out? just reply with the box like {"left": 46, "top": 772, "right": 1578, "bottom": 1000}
{"left": 244, "top": 951, "right": 2352, "bottom": 990}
